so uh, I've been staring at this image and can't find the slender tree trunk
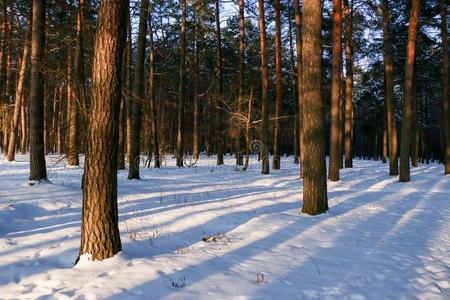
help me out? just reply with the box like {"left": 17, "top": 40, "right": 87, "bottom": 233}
{"left": 258, "top": 0, "right": 270, "bottom": 175}
{"left": 148, "top": 5, "right": 160, "bottom": 168}
{"left": 243, "top": 87, "right": 253, "bottom": 172}
{"left": 411, "top": 68, "right": 419, "bottom": 167}
{"left": 176, "top": 0, "right": 187, "bottom": 167}
{"left": 343, "top": 0, "right": 353, "bottom": 169}
{"left": 20, "top": 94, "right": 27, "bottom": 154}
{"left": 192, "top": 9, "right": 200, "bottom": 161}
{"left": 79, "top": 0, "right": 127, "bottom": 262}
{"left": 29, "top": 0, "right": 47, "bottom": 182}
{"left": 273, "top": 0, "right": 283, "bottom": 170}
{"left": 301, "top": 0, "right": 328, "bottom": 215}
{"left": 215, "top": 0, "right": 224, "bottom": 166}
{"left": 121, "top": 9, "right": 132, "bottom": 170}
{"left": 6, "top": 20, "right": 30, "bottom": 161}
{"left": 288, "top": 3, "right": 299, "bottom": 165}
{"left": 329, "top": 0, "right": 343, "bottom": 181}
{"left": 236, "top": 0, "right": 245, "bottom": 166}
{"left": 440, "top": 0, "right": 450, "bottom": 175}
{"left": 381, "top": 0, "right": 398, "bottom": 175}
{"left": 128, "top": 0, "right": 149, "bottom": 179}
{"left": 383, "top": 120, "right": 388, "bottom": 163}
{"left": 399, "top": 0, "right": 420, "bottom": 183}
{"left": 294, "top": 0, "right": 304, "bottom": 178}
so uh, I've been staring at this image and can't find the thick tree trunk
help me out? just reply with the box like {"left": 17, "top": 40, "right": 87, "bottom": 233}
{"left": 148, "top": 6, "right": 160, "bottom": 168}
{"left": 29, "top": 0, "right": 47, "bottom": 182}
{"left": 344, "top": 0, "right": 353, "bottom": 169}
{"left": 6, "top": 20, "right": 30, "bottom": 161}
{"left": 329, "top": 0, "right": 343, "bottom": 181}
{"left": 301, "top": 0, "right": 328, "bottom": 215}
{"left": 79, "top": 0, "right": 127, "bottom": 262}
{"left": 399, "top": 0, "right": 420, "bottom": 183}
{"left": 128, "top": 0, "right": 149, "bottom": 179}
{"left": 440, "top": 0, "right": 450, "bottom": 175}
{"left": 294, "top": 0, "right": 304, "bottom": 178}
{"left": 381, "top": 0, "right": 398, "bottom": 175}
{"left": 258, "top": 0, "right": 270, "bottom": 175}
{"left": 176, "top": 0, "right": 187, "bottom": 167}
{"left": 273, "top": 0, "right": 283, "bottom": 170}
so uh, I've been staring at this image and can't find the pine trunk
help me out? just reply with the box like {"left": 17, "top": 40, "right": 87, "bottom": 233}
{"left": 301, "top": 0, "right": 328, "bottom": 215}
{"left": 344, "top": 0, "right": 353, "bottom": 169}
{"left": 29, "top": 0, "right": 47, "bottom": 182}
{"left": 440, "top": 0, "right": 450, "bottom": 175}
{"left": 79, "top": 0, "right": 127, "bottom": 262}
{"left": 273, "top": 0, "right": 283, "bottom": 170}
{"left": 176, "top": 0, "right": 187, "bottom": 167}
{"left": 399, "top": 0, "right": 420, "bottom": 182}
{"left": 294, "top": 0, "right": 304, "bottom": 178}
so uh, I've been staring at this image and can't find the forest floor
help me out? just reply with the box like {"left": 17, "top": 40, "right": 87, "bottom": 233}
{"left": 0, "top": 154, "right": 449, "bottom": 300}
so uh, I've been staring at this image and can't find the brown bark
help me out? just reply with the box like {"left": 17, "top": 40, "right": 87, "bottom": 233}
{"left": 29, "top": 0, "right": 47, "bottom": 181}
{"left": 440, "top": 0, "right": 450, "bottom": 175}
{"left": 20, "top": 94, "right": 27, "bottom": 154}
{"left": 381, "top": 0, "right": 398, "bottom": 175}
{"left": 6, "top": 20, "right": 30, "bottom": 161}
{"left": 79, "top": 0, "right": 127, "bottom": 262}
{"left": 128, "top": 0, "right": 149, "bottom": 179}
{"left": 236, "top": 0, "right": 245, "bottom": 166}
{"left": 176, "top": 0, "right": 187, "bottom": 167}
{"left": 273, "top": 0, "right": 283, "bottom": 170}
{"left": 193, "top": 9, "right": 201, "bottom": 161}
{"left": 258, "top": 0, "right": 270, "bottom": 175}
{"left": 399, "top": 0, "right": 420, "bottom": 182}
{"left": 148, "top": 5, "right": 160, "bottom": 168}
{"left": 215, "top": 0, "right": 224, "bottom": 166}
{"left": 294, "top": 0, "right": 304, "bottom": 178}
{"left": 329, "top": 0, "right": 343, "bottom": 181}
{"left": 301, "top": 0, "right": 328, "bottom": 215}
{"left": 288, "top": 4, "right": 299, "bottom": 165}
{"left": 343, "top": 0, "right": 353, "bottom": 169}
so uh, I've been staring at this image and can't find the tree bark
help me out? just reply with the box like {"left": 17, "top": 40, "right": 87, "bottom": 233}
{"left": 215, "top": 0, "right": 224, "bottom": 166}
{"left": 148, "top": 4, "right": 160, "bottom": 168}
{"left": 329, "top": 0, "right": 343, "bottom": 181}
{"left": 79, "top": 0, "right": 127, "bottom": 262}
{"left": 258, "top": 0, "right": 270, "bottom": 175}
{"left": 128, "top": 0, "right": 149, "bottom": 179}
{"left": 273, "top": 0, "right": 283, "bottom": 170}
{"left": 236, "top": 0, "right": 245, "bottom": 166}
{"left": 301, "top": 0, "right": 328, "bottom": 215}
{"left": 381, "top": 0, "right": 399, "bottom": 175}
{"left": 6, "top": 19, "right": 30, "bottom": 161}
{"left": 288, "top": 3, "right": 299, "bottom": 165}
{"left": 176, "top": 0, "right": 187, "bottom": 167}
{"left": 294, "top": 0, "right": 304, "bottom": 178}
{"left": 29, "top": 0, "right": 47, "bottom": 182}
{"left": 344, "top": 0, "right": 353, "bottom": 169}
{"left": 440, "top": 0, "right": 450, "bottom": 175}
{"left": 399, "top": 0, "right": 420, "bottom": 182}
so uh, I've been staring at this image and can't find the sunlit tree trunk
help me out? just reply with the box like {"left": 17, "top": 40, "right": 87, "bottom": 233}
{"left": 301, "top": 0, "right": 328, "bottom": 215}
{"left": 6, "top": 20, "right": 30, "bottom": 161}
{"left": 215, "top": 0, "right": 224, "bottom": 166}
{"left": 79, "top": 0, "right": 127, "bottom": 262}
{"left": 288, "top": 3, "right": 299, "bottom": 165}
{"left": 343, "top": 0, "right": 353, "bottom": 169}
{"left": 329, "top": 0, "right": 343, "bottom": 181}
{"left": 236, "top": 0, "right": 245, "bottom": 166}
{"left": 399, "top": 0, "right": 420, "bottom": 183}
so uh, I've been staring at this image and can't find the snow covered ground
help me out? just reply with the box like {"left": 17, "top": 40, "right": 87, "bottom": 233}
{"left": 0, "top": 154, "right": 449, "bottom": 300}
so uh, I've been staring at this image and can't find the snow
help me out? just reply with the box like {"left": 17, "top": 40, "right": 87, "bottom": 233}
{"left": 0, "top": 154, "right": 449, "bottom": 299}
